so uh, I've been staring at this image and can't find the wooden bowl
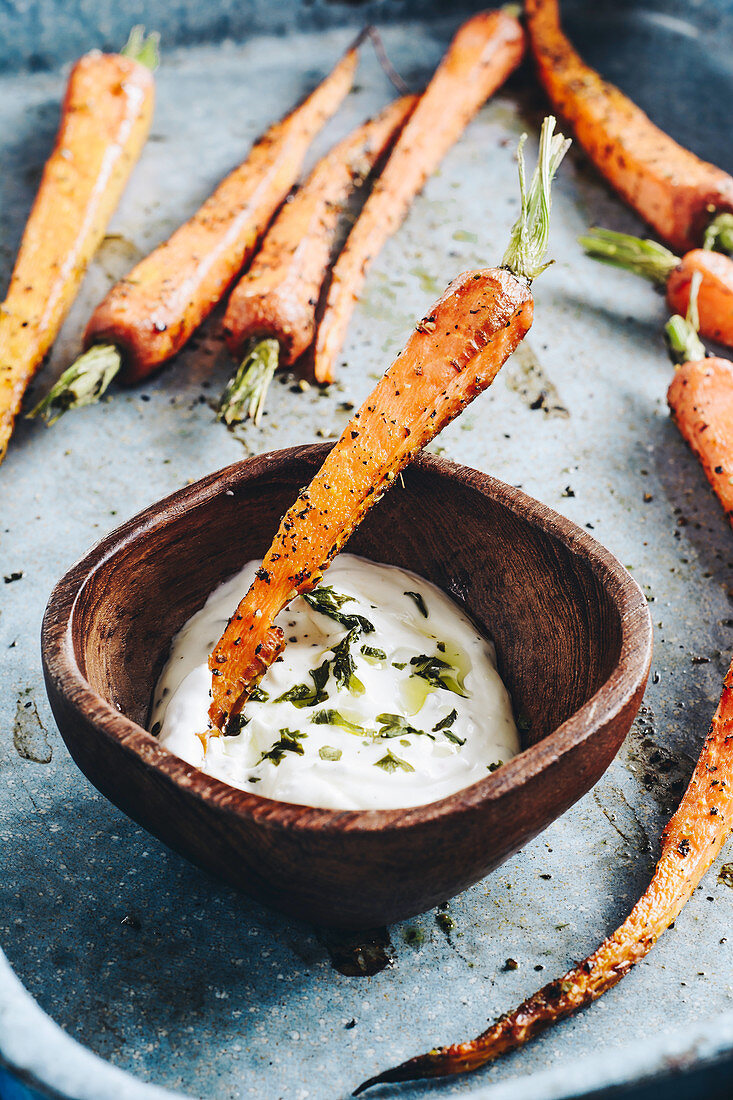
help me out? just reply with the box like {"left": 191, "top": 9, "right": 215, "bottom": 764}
{"left": 41, "top": 444, "right": 652, "bottom": 930}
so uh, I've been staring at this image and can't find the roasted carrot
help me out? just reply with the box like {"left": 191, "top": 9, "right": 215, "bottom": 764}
{"left": 0, "top": 27, "right": 158, "bottom": 461}
{"left": 207, "top": 116, "right": 570, "bottom": 732}
{"left": 31, "top": 44, "right": 359, "bottom": 423}
{"left": 662, "top": 276, "right": 733, "bottom": 522}
{"left": 312, "top": 9, "right": 526, "bottom": 384}
{"left": 668, "top": 357, "right": 733, "bottom": 520}
{"left": 355, "top": 657, "right": 733, "bottom": 1091}
{"left": 525, "top": 0, "right": 733, "bottom": 254}
{"left": 219, "top": 94, "right": 417, "bottom": 425}
{"left": 580, "top": 227, "right": 733, "bottom": 349}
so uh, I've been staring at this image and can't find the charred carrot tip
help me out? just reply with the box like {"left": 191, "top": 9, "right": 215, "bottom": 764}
{"left": 364, "top": 25, "right": 412, "bottom": 95}
{"left": 352, "top": 1065, "right": 417, "bottom": 1094}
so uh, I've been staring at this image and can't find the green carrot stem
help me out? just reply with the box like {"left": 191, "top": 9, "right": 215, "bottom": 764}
{"left": 121, "top": 26, "right": 161, "bottom": 71}
{"left": 579, "top": 226, "right": 679, "bottom": 284}
{"left": 502, "top": 115, "right": 571, "bottom": 282}
{"left": 218, "top": 338, "right": 280, "bottom": 426}
{"left": 665, "top": 271, "right": 706, "bottom": 366}
{"left": 703, "top": 212, "right": 733, "bottom": 254}
{"left": 28, "top": 344, "right": 122, "bottom": 424}
{"left": 665, "top": 314, "right": 705, "bottom": 365}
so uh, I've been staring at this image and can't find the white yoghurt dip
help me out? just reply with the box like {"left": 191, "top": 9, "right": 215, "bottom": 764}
{"left": 152, "top": 554, "right": 519, "bottom": 810}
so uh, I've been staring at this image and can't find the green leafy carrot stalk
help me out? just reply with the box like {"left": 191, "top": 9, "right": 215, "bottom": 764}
{"left": 121, "top": 25, "right": 161, "bottom": 70}
{"left": 219, "top": 339, "right": 280, "bottom": 427}
{"left": 579, "top": 227, "right": 678, "bottom": 284}
{"left": 30, "top": 344, "right": 122, "bottom": 424}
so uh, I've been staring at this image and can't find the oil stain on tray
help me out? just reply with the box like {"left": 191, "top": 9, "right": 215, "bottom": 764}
{"left": 13, "top": 692, "right": 52, "bottom": 764}
{"left": 504, "top": 341, "right": 570, "bottom": 418}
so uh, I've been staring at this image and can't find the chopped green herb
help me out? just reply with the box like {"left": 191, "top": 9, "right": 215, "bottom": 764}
{"left": 516, "top": 711, "right": 531, "bottom": 734}
{"left": 432, "top": 708, "right": 458, "bottom": 732}
{"left": 376, "top": 712, "right": 431, "bottom": 740}
{"left": 274, "top": 683, "right": 312, "bottom": 706}
{"left": 274, "top": 659, "right": 330, "bottom": 708}
{"left": 313, "top": 709, "right": 368, "bottom": 736}
{"left": 249, "top": 684, "right": 269, "bottom": 702}
{"left": 223, "top": 712, "right": 250, "bottom": 736}
{"left": 392, "top": 661, "right": 407, "bottom": 670}
{"left": 487, "top": 760, "right": 504, "bottom": 772}
{"left": 306, "top": 586, "right": 353, "bottom": 610}
{"left": 304, "top": 586, "right": 374, "bottom": 634}
{"left": 405, "top": 590, "right": 428, "bottom": 618}
{"left": 436, "top": 641, "right": 446, "bottom": 653}
{"left": 258, "top": 729, "right": 306, "bottom": 766}
{"left": 319, "top": 745, "right": 342, "bottom": 762}
{"left": 410, "top": 654, "right": 467, "bottom": 697}
{"left": 428, "top": 709, "right": 464, "bottom": 745}
{"left": 374, "top": 749, "right": 415, "bottom": 774}
{"left": 310, "top": 659, "right": 330, "bottom": 698}
{"left": 331, "top": 628, "right": 364, "bottom": 695}
{"left": 361, "top": 644, "right": 387, "bottom": 663}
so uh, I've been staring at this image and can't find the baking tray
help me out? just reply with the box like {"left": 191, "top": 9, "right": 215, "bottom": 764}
{"left": 3, "top": 2, "right": 733, "bottom": 1098}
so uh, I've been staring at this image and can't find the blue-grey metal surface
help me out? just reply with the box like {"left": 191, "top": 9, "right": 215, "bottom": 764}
{"left": 2, "top": 5, "right": 733, "bottom": 1100}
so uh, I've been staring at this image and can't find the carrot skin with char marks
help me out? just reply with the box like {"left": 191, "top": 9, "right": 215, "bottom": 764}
{"left": 209, "top": 267, "right": 533, "bottom": 727}
{"left": 355, "top": 658, "right": 733, "bottom": 1090}
{"left": 668, "top": 357, "right": 733, "bottom": 521}
{"left": 84, "top": 47, "right": 358, "bottom": 383}
{"left": 223, "top": 94, "right": 417, "bottom": 366}
{"left": 313, "top": 9, "right": 526, "bottom": 383}
{"left": 0, "top": 49, "right": 155, "bottom": 462}
{"left": 525, "top": 0, "right": 733, "bottom": 252}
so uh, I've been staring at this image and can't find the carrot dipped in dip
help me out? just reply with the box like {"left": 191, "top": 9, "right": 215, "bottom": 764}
{"left": 207, "top": 116, "right": 570, "bottom": 733}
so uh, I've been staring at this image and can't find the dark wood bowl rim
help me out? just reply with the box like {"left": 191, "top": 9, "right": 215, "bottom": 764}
{"left": 41, "top": 444, "right": 653, "bottom": 836}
